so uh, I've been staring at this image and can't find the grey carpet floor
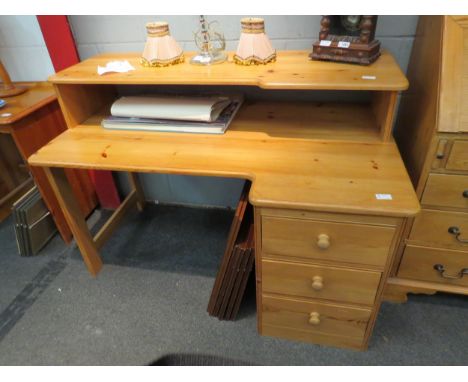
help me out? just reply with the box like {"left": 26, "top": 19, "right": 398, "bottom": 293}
{"left": 0, "top": 204, "right": 467, "bottom": 365}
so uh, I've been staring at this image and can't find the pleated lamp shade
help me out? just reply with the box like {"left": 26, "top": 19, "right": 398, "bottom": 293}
{"left": 234, "top": 18, "right": 276, "bottom": 65}
{"left": 141, "top": 22, "right": 184, "bottom": 67}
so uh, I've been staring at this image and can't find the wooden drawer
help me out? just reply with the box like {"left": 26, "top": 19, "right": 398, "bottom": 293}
{"left": 262, "top": 216, "right": 395, "bottom": 268}
{"left": 409, "top": 209, "right": 468, "bottom": 250}
{"left": 261, "top": 259, "right": 381, "bottom": 305}
{"left": 421, "top": 173, "right": 468, "bottom": 210}
{"left": 262, "top": 295, "right": 371, "bottom": 339}
{"left": 398, "top": 245, "right": 468, "bottom": 287}
{"left": 446, "top": 141, "right": 468, "bottom": 171}
{"left": 261, "top": 323, "right": 364, "bottom": 350}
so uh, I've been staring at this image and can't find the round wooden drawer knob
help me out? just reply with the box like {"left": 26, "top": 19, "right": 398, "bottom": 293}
{"left": 309, "top": 312, "right": 321, "bottom": 325}
{"left": 311, "top": 276, "right": 323, "bottom": 291}
{"left": 317, "top": 234, "right": 330, "bottom": 249}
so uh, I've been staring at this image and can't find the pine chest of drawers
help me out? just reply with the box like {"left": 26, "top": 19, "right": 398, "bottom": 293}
{"left": 386, "top": 16, "right": 468, "bottom": 300}
{"left": 256, "top": 208, "right": 404, "bottom": 350}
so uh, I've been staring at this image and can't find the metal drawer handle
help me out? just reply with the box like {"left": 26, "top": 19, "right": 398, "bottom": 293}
{"left": 448, "top": 226, "right": 468, "bottom": 243}
{"left": 463, "top": 190, "right": 468, "bottom": 198}
{"left": 433, "top": 264, "right": 468, "bottom": 280}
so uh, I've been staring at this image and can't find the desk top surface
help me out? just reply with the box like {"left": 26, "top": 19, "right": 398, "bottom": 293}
{"left": 0, "top": 82, "right": 56, "bottom": 125}
{"left": 49, "top": 50, "right": 408, "bottom": 91}
{"left": 29, "top": 101, "right": 420, "bottom": 217}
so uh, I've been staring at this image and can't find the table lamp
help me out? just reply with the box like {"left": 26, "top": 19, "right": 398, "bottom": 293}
{"left": 0, "top": 60, "right": 27, "bottom": 97}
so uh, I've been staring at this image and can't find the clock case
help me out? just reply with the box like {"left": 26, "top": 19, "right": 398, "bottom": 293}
{"left": 310, "top": 16, "right": 381, "bottom": 65}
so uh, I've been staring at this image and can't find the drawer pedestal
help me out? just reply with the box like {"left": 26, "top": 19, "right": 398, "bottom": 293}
{"left": 256, "top": 208, "right": 403, "bottom": 350}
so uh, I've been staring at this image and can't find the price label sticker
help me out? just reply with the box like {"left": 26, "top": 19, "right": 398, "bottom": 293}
{"left": 338, "top": 41, "right": 351, "bottom": 48}
{"left": 319, "top": 40, "right": 332, "bottom": 47}
{"left": 375, "top": 194, "right": 393, "bottom": 200}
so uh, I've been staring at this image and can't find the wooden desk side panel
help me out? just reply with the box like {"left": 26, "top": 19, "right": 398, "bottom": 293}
{"left": 371, "top": 91, "right": 398, "bottom": 142}
{"left": 10, "top": 101, "right": 98, "bottom": 242}
{"left": 54, "top": 84, "right": 117, "bottom": 128}
{"left": 393, "top": 16, "right": 443, "bottom": 192}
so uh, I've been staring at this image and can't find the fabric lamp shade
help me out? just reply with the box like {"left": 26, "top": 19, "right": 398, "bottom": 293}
{"left": 141, "top": 22, "right": 184, "bottom": 67}
{"left": 234, "top": 18, "right": 276, "bottom": 65}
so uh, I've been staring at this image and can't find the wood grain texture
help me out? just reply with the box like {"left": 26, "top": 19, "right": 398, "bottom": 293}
{"left": 48, "top": 50, "right": 408, "bottom": 91}
{"left": 408, "top": 209, "right": 468, "bottom": 251}
{"left": 384, "top": 277, "right": 468, "bottom": 302}
{"left": 398, "top": 245, "right": 468, "bottom": 287}
{"left": 44, "top": 167, "right": 102, "bottom": 276}
{"left": 93, "top": 190, "right": 138, "bottom": 249}
{"left": 261, "top": 323, "right": 365, "bottom": 350}
{"left": 260, "top": 208, "right": 399, "bottom": 226}
{"left": 421, "top": 173, "right": 468, "bottom": 210}
{"left": 254, "top": 207, "right": 263, "bottom": 333}
{"left": 438, "top": 16, "right": 468, "bottom": 132}
{"left": 393, "top": 16, "right": 443, "bottom": 191}
{"left": 28, "top": 104, "right": 420, "bottom": 217}
{"left": 127, "top": 172, "right": 146, "bottom": 211}
{"left": 371, "top": 91, "right": 398, "bottom": 141}
{"left": 262, "top": 215, "right": 395, "bottom": 268}
{"left": 0, "top": 82, "right": 56, "bottom": 125}
{"left": 8, "top": 97, "right": 98, "bottom": 243}
{"left": 383, "top": 277, "right": 437, "bottom": 303}
{"left": 54, "top": 84, "right": 116, "bottom": 128}
{"left": 262, "top": 294, "right": 371, "bottom": 339}
{"left": 261, "top": 259, "right": 381, "bottom": 306}
{"left": 391, "top": 16, "right": 468, "bottom": 299}
{"left": 446, "top": 140, "right": 468, "bottom": 171}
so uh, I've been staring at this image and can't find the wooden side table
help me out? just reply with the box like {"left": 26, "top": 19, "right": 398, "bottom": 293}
{"left": 0, "top": 82, "right": 98, "bottom": 243}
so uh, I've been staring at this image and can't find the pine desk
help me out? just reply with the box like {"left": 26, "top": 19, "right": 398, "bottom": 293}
{"left": 28, "top": 50, "right": 420, "bottom": 350}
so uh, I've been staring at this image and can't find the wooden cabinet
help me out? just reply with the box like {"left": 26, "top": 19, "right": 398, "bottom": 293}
{"left": 385, "top": 16, "right": 468, "bottom": 301}
{"left": 0, "top": 82, "right": 98, "bottom": 242}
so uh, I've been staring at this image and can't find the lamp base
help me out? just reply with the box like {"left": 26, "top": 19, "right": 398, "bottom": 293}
{"left": 0, "top": 85, "right": 27, "bottom": 97}
{"left": 190, "top": 51, "right": 227, "bottom": 65}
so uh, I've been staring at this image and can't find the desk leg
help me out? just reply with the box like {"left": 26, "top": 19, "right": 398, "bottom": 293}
{"left": 44, "top": 167, "right": 103, "bottom": 276}
{"left": 127, "top": 172, "right": 146, "bottom": 211}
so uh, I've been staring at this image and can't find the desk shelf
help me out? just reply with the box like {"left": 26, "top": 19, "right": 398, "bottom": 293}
{"left": 84, "top": 100, "right": 383, "bottom": 142}
{"left": 51, "top": 50, "right": 405, "bottom": 142}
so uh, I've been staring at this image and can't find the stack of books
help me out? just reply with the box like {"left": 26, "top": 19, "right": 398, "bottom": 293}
{"left": 12, "top": 186, "right": 57, "bottom": 256}
{"left": 102, "top": 94, "right": 243, "bottom": 134}
{"left": 207, "top": 182, "right": 255, "bottom": 321}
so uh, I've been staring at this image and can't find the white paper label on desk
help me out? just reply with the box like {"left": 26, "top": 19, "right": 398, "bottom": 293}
{"left": 375, "top": 194, "right": 393, "bottom": 200}
{"left": 362, "top": 75, "right": 377, "bottom": 80}
{"left": 337, "top": 41, "right": 351, "bottom": 48}
{"left": 97, "top": 61, "right": 136, "bottom": 75}
{"left": 319, "top": 40, "right": 332, "bottom": 47}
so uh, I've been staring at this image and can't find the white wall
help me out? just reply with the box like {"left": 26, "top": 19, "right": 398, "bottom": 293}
{"left": 0, "top": 16, "right": 54, "bottom": 81}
